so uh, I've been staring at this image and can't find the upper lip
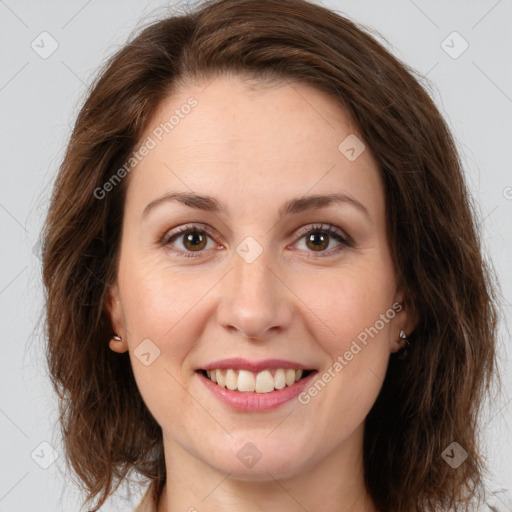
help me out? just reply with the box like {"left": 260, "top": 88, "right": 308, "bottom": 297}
{"left": 199, "top": 358, "right": 316, "bottom": 372}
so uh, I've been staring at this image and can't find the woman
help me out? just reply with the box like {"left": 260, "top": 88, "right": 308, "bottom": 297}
{"left": 41, "top": 0, "right": 502, "bottom": 510}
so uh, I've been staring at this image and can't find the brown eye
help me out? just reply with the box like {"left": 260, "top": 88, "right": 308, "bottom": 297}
{"left": 182, "top": 230, "right": 208, "bottom": 251}
{"left": 305, "top": 232, "right": 330, "bottom": 252}
{"left": 293, "top": 223, "right": 350, "bottom": 257}
{"left": 163, "top": 224, "right": 218, "bottom": 258}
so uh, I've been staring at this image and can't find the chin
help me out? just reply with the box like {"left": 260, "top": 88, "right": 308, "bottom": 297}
{"left": 201, "top": 434, "right": 314, "bottom": 480}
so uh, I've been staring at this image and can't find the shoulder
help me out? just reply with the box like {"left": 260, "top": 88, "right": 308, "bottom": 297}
{"left": 134, "top": 482, "right": 159, "bottom": 512}
{"left": 476, "top": 487, "right": 512, "bottom": 512}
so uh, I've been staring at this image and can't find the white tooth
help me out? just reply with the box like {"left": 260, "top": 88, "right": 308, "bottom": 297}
{"left": 237, "top": 370, "right": 255, "bottom": 392}
{"left": 211, "top": 368, "right": 303, "bottom": 393}
{"left": 285, "top": 369, "right": 296, "bottom": 386}
{"left": 255, "top": 370, "right": 275, "bottom": 393}
{"left": 274, "top": 369, "right": 286, "bottom": 389}
{"left": 216, "top": 369, "right": 225, "bottom": 388}
{"left": 225, "top": 369, "right": 238, "bottom": 390}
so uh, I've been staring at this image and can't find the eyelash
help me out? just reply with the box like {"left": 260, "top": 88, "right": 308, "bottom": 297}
{"left": 160, "top": 223, "right": 351, "bottom": 259}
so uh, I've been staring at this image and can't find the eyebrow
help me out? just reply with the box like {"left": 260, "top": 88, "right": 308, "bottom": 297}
{"left": 141, "top": 191, "right": 370, "bottom": 221}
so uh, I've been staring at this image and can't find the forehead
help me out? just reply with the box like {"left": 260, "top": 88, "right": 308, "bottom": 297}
{"left": 124, "top": 74, "right": 383, "bottom": 219}
{"left": 153, "top": 74, "right": 359, "bottom": 158}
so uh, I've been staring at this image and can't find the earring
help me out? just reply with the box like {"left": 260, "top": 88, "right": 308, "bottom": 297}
{"left": 112, "top": 334, "right": 122, "bottom": 342}
{"left": 397, "top": 330, "right": 410, "bottom": 360}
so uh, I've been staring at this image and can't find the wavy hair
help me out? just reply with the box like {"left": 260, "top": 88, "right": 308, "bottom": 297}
{"left": 41, "top": 0, "right": 500, "bottom": 510}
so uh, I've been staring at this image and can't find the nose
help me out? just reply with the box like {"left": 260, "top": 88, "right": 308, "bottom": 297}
{"left": 216, "top": 245, "right": 293, "bottom": 341}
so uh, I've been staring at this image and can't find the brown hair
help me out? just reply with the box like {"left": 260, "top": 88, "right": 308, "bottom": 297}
{"left": 41, "top": 0, "right": 501, "bottom": 510}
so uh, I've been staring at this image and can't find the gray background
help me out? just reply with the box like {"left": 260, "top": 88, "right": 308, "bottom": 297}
{"left": 0, "top": 0, "right": 511, "bottom": 510}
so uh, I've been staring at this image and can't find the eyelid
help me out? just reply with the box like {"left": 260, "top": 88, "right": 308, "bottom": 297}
{"left": 293, "top": 223, "right": 351, "bottom": 244}
{"left": 161, "top": 222, "right": 219, "bottom": 243}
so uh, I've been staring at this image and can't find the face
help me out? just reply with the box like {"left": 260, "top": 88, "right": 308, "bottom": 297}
{"left": 106, "top": 73, "right": 414, "bottom": 480}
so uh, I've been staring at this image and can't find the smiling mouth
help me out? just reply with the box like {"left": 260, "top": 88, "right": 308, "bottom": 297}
{"left": 197, "top": 368, "right": 316, "bottom": 393}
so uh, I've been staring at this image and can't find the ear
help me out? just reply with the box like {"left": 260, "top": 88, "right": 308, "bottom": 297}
{"left": 390, "top": 288, "right": 419, "bottom": 353}
{"left": 104, "top": 282, "right": 129, "bottom": 354}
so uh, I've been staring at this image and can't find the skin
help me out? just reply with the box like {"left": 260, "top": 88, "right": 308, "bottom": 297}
{"left": 106, "top": 73, "right": 417, "bottom": 512}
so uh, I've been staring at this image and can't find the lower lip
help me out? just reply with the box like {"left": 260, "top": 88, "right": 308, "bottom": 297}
{"left": 197, "top": 370, "right": 318, "bottom": 412}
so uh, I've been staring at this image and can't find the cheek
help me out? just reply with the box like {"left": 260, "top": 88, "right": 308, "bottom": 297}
{"left": 119, "top": 248, "right": 207, "bottom": 340}
{"left": 117, "top": 252, "right": 213, "bottom": 414}
{"left": 293, "top": 259, "right": 395, "bottom": 429}
{"left": 294, "top": 257, "right": 396, "bottom": 352}
{"left": 118, "top": 257, "right": 208, "bottom": 429}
